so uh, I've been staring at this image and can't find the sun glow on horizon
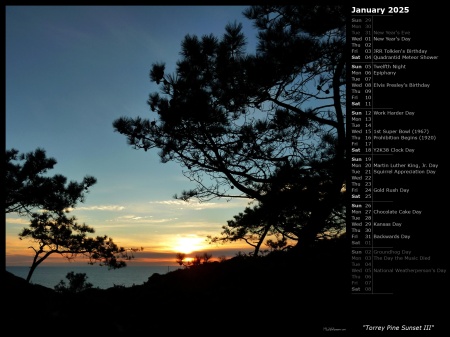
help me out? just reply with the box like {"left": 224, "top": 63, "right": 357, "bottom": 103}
{"left": 173, "top": 236, "right": 206, "bottom": 254}
{"left": 183, "top": 257, "right": 194, "bottom": 263}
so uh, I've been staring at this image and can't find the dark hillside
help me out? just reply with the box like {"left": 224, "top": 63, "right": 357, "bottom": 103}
{"left": 4, "top": 238, "right": 348, "bottom": 334}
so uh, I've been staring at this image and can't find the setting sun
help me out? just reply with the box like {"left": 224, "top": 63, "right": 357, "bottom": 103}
{"left": 173, "top": 236, "right": 205, "bottom": 254}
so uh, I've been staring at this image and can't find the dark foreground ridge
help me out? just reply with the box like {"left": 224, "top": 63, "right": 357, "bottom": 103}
{"left": 5, "top": 239, "right": 347, "bottom": 334}
{"left": 4, "top": 237, "right": 443, "bottom": 335}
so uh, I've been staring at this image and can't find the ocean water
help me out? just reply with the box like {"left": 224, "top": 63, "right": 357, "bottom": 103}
{"left": 6, "top": 265, "right": 182, "bottom": 290}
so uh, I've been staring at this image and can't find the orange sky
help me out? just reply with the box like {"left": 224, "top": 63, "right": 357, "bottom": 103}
{"left": 5, "top": 208, "right": 254, "bottom": 267}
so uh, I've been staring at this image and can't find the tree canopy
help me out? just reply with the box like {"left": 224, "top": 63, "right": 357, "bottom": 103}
{"left": 5, "top": 147, "right": 96, "bottom": 216}
{"left": 19, "top": 211, "right": 133, "bottom": 283}
{"left": 6, "top": 147, "right": 135, "bottom": 282}
{"left": 113, "top": 5, "right": 347, "bottom": 253}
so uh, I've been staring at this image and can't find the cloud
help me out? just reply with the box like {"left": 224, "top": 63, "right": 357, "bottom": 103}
{"left": 5, "top": 217, "right": 29, "bottom": 225}
{"left": 149, "top": 198, "right": 251, "bottom": 210}
{"left": 117, "top": 215, "right": 153, "bottom": 220}
{"left": 107, "top": 215, "right": 178, "bottom": 224}
{"left": 74, "top": 205, "right": 125, "bottom": 211}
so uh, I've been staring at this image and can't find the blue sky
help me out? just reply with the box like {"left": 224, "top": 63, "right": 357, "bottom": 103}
{"left": 5, "top": 5, "right": 259, "bottom": 266}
